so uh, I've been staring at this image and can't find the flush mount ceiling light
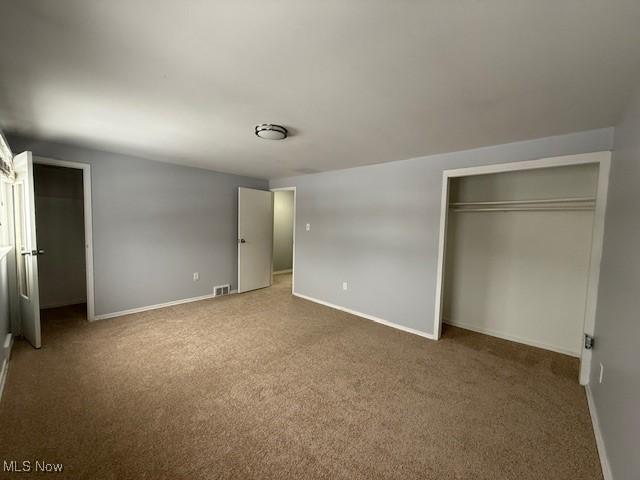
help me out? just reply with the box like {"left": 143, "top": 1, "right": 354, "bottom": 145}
{"left": 255, "top": 124, "right": 288, "bottom": 140}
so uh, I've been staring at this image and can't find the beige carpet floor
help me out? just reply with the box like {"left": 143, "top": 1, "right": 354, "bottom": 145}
{"left": 0, "top": 274, "right": 601, "bottom": 479}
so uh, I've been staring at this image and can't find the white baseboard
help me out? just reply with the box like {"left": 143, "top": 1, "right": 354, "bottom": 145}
{"left": 443, "top": 320, "right": 580, "bottom": 358}
{"left": 293, "top": 291, "right": 435, "bottom": 340}
{"left": 586, "top": 385, "right": 613, "bottom": 480}
{"left": 94, "top": 288, "right": 240, "bottom": 321}
{"left": 273, "top": 269, "right": 292, "bottom": 275}
{"left": 0, "top": 333, "right": 14, "bottom": 404}
{"left": 94, "top": 293, "right": 216, "bottom": 321}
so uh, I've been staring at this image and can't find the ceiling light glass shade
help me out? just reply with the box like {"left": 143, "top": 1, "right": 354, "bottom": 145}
{"left": 255, "top": 124, "right": 288, "bottom": 140}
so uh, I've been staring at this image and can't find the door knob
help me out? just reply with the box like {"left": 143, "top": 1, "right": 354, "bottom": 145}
{"left": 22, "top": 250, "right": 45, "bottom": 256}
{"left": 239, "top": 238, "right": 246, "bottom": 244}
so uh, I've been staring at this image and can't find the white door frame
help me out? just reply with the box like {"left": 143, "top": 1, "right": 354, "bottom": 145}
{"left": 270, "top": 187, "right": 296, "bottom": 294}
{"left": 33, "top": 156, "right": 96, "bottom": 321}
{"left": 433, "top": 151, "right": 611, "bottom": 385}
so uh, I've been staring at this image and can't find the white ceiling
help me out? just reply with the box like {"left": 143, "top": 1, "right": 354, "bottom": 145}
{"left": 1, "top": 1, "right": 639, "bottom": 179}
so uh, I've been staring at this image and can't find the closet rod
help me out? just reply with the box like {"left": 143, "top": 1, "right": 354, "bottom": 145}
{"left": 451, "top": 206, "right": 595, "bottom": 212}
{"left": 449, "top": 196, "right": 595, "bottom": 207}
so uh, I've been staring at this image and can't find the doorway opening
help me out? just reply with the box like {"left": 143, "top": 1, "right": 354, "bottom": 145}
{"left": 433, "top": 152, "right": 611, "bottom": 384}
{"left": 33, "top": 163, "right": 88, "bottom": 331}
{"left": 29, "top": 156, "right": 95, "bottom": 339}
{"left": 271, "top": 187, "right": 295, "bottom": 293}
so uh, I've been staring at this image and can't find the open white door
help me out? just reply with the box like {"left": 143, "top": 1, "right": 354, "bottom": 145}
{"left": 238, "top": 187, "right": 273, "bottom": 293}
{"left": 13, "top": 151, "right": 42, "bottom": 348}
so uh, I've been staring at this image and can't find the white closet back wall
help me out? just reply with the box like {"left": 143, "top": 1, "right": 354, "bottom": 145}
{"left": 443, "top": 164, "right": 599, "bottom": 356}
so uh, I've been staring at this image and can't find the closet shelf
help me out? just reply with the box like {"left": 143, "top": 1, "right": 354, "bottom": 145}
{"left": 449, "top": 196, "right": 596, "bottom": 212}
{"left": 449, "top": 196, "right": 595, "bottom": 207}
{"left": 451, "top": 206, "right": 595, "bottom": 212}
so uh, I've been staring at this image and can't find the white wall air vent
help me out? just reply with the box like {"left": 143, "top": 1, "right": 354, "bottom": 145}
{"left": 213, "top": 284, "right": 230, "bottom": 297}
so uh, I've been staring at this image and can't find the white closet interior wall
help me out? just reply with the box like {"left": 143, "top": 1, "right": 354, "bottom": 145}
{"left": 443, "top": 164, "right": 599, "bottom": 356}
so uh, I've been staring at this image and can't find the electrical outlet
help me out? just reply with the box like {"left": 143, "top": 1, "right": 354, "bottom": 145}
{"left": 193, "top": 272, "right": 199, "bottom": 281}
{"left": 342, "top": 281, "right": 348, "bottom": 291}
{"left": 306, "top": 223, "right": 311, "bottom": 231}
{"left": 599, "top": 363, "right": 604, "bottom": 383}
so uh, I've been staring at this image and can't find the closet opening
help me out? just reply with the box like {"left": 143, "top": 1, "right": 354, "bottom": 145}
{"left": 33, "top": 160, "right": 93, "bottom": 336}
{"left": 433, "top": 152, "right": 611, "bottom": 384}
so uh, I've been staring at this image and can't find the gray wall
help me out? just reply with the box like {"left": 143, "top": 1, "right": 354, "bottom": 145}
{"left": 34, "top": 165, "right": 86, "bottom": 309}
{"left": 589, "top": 88, "right": 640, "bottom": 479}
{"left": 271, "top": 128, "right": 613, "bottom": 335}
{"left": 273, "top": 190, "right": 294, "bottom": 272}
{"left": 7, "top": 134, "right": 267, "bottom": 316}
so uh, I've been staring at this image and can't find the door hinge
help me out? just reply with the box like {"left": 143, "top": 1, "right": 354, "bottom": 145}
{"left": 584, "top": 334, "right": 595, "bottom": 350}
